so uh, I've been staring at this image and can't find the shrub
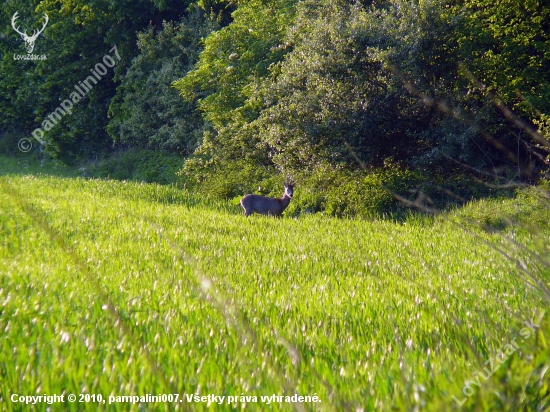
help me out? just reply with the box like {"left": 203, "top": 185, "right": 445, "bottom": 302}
{"left": 285, "top": 166, "right": 425, "bottom": 218}
{"left": 107, "top": 12, "right": 218, "bottom": 153}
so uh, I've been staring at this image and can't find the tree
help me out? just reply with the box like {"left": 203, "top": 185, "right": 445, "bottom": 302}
{"left": 181, "top": 0, "right": 463, "bottom": 174}
{"left": 107, "top": 12, "right": 218, "bottom": 154}
{"left": 457, "top": 0, "right": 550, "bottom": 118}
{"left": 173, "top": 0, "right": 298, "bottom": 187}
{"left": 0, "top": 0, "right": 189, "bottom": 162}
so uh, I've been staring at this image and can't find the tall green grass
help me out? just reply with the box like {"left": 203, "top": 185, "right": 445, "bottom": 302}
{"left": 0, "top": 173, "right": 548, "bottom": 411}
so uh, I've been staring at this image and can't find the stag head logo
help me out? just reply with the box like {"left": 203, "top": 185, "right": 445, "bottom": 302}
{"left": 11, "top": 11, "right": 49, "bottom": 54}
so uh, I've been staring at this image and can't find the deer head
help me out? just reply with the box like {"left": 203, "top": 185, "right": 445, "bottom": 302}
{"left": 283, "top": 178, "right": 295, "bottom": 198}
{"left": 12, "top": 12, "right": 49, "bottom": 54}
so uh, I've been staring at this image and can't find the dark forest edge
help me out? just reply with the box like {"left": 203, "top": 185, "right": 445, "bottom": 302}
{"left": 1, "top": 0, "right": 549, "bottom": 218}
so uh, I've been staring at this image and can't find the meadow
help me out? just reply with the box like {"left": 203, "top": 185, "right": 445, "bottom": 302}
{"left": 0, "top": 168, "right": 548, "bottom": 411}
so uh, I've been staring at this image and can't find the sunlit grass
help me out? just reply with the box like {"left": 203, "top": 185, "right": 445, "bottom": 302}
{"left": 0, "top": 173, "right": 548, "bottom": 411}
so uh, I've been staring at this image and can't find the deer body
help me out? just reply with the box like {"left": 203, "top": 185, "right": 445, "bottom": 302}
{"left": 240, "top": 183, "right": 294, "bottom": 217}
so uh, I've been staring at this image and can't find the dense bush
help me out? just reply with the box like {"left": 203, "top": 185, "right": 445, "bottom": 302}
{"left": 179, "top": 155, "right": 515, "bottom": 218}
{"left": 174, "top": 0, "right": 549, "bottom": 205}
{"left": 107, "top": 12, "right": 218, "bottom": 153}
{"left": 286, "top": 167, "right": 515, "bottom": 218}
{"left": 0, "top": 0, "right": 209, "bottom": 161}
{"left": 0, "top": 0, "right": 188, "bottom": 160}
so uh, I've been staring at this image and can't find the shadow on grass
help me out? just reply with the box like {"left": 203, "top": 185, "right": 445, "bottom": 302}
{"left": 0, "top": 154, "right": 78, "bottom": 178}
{"left": 0, "top": 149, "right": 183, "bottom": 184}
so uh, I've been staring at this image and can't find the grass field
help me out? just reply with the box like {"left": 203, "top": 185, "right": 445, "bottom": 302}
{"left": 0, "top": 169, "right": 549, "bottom": 411}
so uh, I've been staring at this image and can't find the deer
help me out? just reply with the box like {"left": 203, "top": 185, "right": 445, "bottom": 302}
{"left": 240, "top": 181, "right": 295, "bottom": 217}
{"left": 11, "top": 12, "right": 49, "bottom": 54}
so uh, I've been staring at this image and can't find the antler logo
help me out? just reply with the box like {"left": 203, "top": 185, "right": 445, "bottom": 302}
{"left": 11, "top": 11, "right": 49, "bottom": 54}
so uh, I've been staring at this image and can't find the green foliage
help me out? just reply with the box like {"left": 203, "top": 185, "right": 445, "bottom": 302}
{"left": 456, "top": 180, "right": 550, "bottom": 235}
{"left": 175, "top": 0, "right": 519, "bottom": 216}
{"left": 175, "top": 0, "right": 488, "bottom": 180}
{"left": 0, "top": 0, "right": 188, "bottom": 161}
{"left": 457, "top": 0, "right": 550, "bottom": 118}
{"left": 282, "top": 166, "right": 420, "bottom": 218}
{"left": 173, "top": 0, "right": 297, "bottom": 172}
{"left": 284, "top": 166, "right": 513, "bottom": 219}
{"left": 192, "top": 0, "right": 237, "bottom": 26}
{"left": 0, "top": 151, "right": 183, "bottom": 184}
{"left": 2, "top": 0, "right": 550, "bottom": 215}
{"left": 179, "top": 153, "right": 276, "bottom": 198}
{"left": 173, "top": 0, "right": 550, "bottom": 202}
{"left": 0, "top": 130, "right": 26, "bottom": 157}
{"left": 448, "top": 0, "right": 550, "bottom": 177}
{"left": 107, "top": 12, "right": 218, "bottom": 153}
{"left": 178, "top": 153, "right": 515, "bottom": 219}
{"left": 174, "top": 0, "right": 297, "bottom": 129}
